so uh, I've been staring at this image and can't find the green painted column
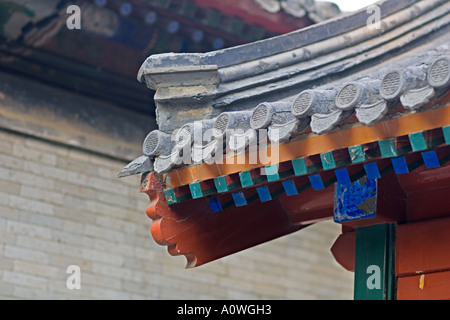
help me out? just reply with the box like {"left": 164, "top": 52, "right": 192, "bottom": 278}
{"left": 354, "top": 223, "right": 396, "bottom": 300}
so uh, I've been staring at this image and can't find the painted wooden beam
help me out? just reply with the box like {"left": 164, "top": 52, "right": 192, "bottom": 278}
{"left": 331, "top": 231, "right": 356, "bottom": 272}
{"left": 396, "top": 217, "right": 450, "bottom": 277}
{"left": 397, "top": 271, "right": 450, "bottom": 300}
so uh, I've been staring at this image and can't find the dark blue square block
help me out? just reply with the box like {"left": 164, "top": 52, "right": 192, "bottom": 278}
{"left": 335, "top": 168, "right": 351, "bottom": 185}
{"left": 309, "top": 174, "right": 325, "bottom": 191}
{"left": 391, "top": 157, "right": 409, "bottom": 174}
{"left": 422, "top": 150, "right": 440, "bottom": 169}
{"left": 232, "top": 192, "right": 248, "bottom": 207}
{"left": 282, "top": 180, "right": 298, "bottom": 197}
{"left": 208, "top": 198, "right": 223, "bottom": 213}
{"left": 256, "top": 185, "right": 272, "bottom": 203}
{"left": 334, "top": 178, "right": 377, "bottom": 223}
{"left": 364, "top": 162, "right": 381, "bottom": 180}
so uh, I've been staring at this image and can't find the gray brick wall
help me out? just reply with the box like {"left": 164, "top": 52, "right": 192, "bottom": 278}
{"left": 0, "top": 129, "right": 354, "bottom": 299}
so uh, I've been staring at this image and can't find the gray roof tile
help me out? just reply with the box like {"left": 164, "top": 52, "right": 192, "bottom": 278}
{"left": 121, "top": 0, "right": 450, "bottom": 176}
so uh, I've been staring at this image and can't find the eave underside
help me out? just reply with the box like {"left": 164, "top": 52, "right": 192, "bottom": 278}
{"left": 127, "top": 0, "right": 450, "bottom": 267}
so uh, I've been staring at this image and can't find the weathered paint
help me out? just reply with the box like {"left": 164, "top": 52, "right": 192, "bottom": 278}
{"left": 398, "top": 271, "right": 450, "bottom": 300}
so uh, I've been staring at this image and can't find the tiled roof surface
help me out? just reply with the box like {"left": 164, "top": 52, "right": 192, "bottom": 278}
{"left": 253, "top": 0, "right": 341, "bottom": 22}
{"left": 121, "top": 0, "right": 450, "bottom": 179}
{"left": 120, "top": 0, "right": 450, "bottom": 267}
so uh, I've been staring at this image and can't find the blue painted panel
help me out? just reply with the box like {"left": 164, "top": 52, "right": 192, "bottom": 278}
{"left": 256, "top": 185, "right": 272, "bottom": 203}
{"left": 208, "top": 198, "right": 223, "bottom": 213}
{"left": 282, "top": 180, "right": 298, "bottom": 196}
{"left": 232, "top": 192, "right": 247, "bottom": 207}
{"left": 422, "top": 150, "right": 440, "bottom": 169}
{"left": 309, "top": 174, "right": 325, "bottom": 190}
{"left": 335, "top": 168, "right": 351, "bottom": 186}
{"left": 265, "top": 165, "right": 280, "bottom": 182}
{"left": 334, "top": 178, "right": 377, "bottom": 223}
{"left": 391, "top": 157, "right": 409, "bottom": 174}
{"left": 364, "top": 162, "right": 381, "bottom": 180}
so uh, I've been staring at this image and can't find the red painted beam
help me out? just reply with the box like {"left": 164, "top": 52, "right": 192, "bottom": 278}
{"left": 396, "top": 217, "right": 450, "bottom": 277}
{"left": 331, "top": 231, "right": 356, "bottom": 272}
{"left": 397, "top": 271, "right": 450, "bottom": 300}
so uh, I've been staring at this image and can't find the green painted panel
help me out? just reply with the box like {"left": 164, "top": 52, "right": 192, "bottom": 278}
{"left": 292, "top": 158, "right": 307, "bottom": 176}
{"left": 189, "top": 182, "right": 203, "bottom": 199}
{"left": 409, "top": 132, "right": 427, "bottom": 152}
{"left": 164, "top": 189, "right": 178, "bottom": 205}
{"left": 354, "top": 224, "right": 396, "bottom": 300}
{"left": 443, "top": 126, "right": 450, "bottom": 145}
{"left": 321, "top": 151, "right": 336, "bottom": 170}
{"left": 378, "top": 139, "right": 398, "bottom": 158}
{"left": 348, "top": 145, "right": 366, "bottom": 163}
{"left": 240, "top": 171, "right": 254, "bottom": 188}
{"left": 265, "top": 165, "right": 280, "bottom": 182}
{"left": 214, "top": 176, "right": 229, "bottom": 193}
